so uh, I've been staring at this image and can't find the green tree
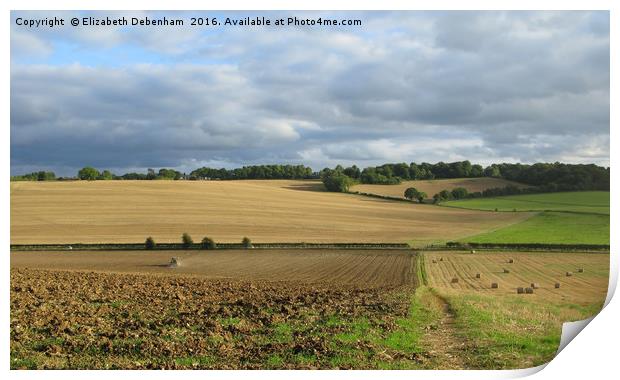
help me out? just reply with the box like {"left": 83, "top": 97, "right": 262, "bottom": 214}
{"left": 78, "top": 167, "right": 100, "bottom": 180}
{"left": 404, "top": 187, "right": 419, "bottom": 201}
{"left": 182, "top": 233, "right": 193, "bottom": 249}
{"left": 451, "top": 187, "right": 469, "bottom": 200}
{"left": 145, "top": 236, "right": 156, "bottom": 250}
{"left": 415, "top": 191, "right": 427, "bottom": 203}
{"left": 201, "top": 237, "right": 217, "bottom": 250}
{"left": 322, "top": 172, "right": 353, "bottom": 192}
{"left": 99, "top": 170, "right": 114, "bottom": 180}
{"left": 242, "top": 236, "right": 253, "bottom": 249}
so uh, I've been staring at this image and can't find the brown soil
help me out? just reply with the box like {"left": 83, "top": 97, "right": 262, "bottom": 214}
{"left": 10, "top": 268, "right": 413, "bottom": 369}
{"left": 10, "top": 249, "right": 415, "bottom": 287}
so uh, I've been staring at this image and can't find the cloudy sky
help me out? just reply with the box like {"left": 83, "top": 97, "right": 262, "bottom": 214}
{"left": 10, "top": 11, "right": 609, "bottom": 176}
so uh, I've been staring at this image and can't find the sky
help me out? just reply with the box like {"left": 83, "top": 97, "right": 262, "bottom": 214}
{"left": 10, "top": 10, "right": 610, "bottom": 176}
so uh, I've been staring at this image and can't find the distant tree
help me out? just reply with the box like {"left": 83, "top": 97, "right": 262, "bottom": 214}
{"left": 99, "top": 170, "right": 114, "bottom": 180}
{"left": 433, "top": 189, "right": 453, "bottom": 203}
{"left": 242, "top": 237, "right": 253, "bottom": 249}
{"left": 78, "top": 167, "right": 100, "bottom": 180}
{"left": 146, "top": 168, "right": 157, "bottom": 180}
{"left": 451, "top": 187, "right": 469, "bottom": 200}
{"left": 201, "top": 237, "right": 217, "bottom": 250}
{"left": 36, "top": 171, "right": 56, "bottom": 181}
{"left": 145, "top": 236, "right": 156, "bottom": 250}
{"left": 182, "top": 233, "right": 193, "bottom": 249}
{"left": 322, "top": 171, "right": 353, "bottom": 192}
{"left": 343, "top": 165, "right": 361, "bottom": 179}
{"left": 404, "top": 187, "right": 419, "bottom": 201}
{"left": 484, "top": 165, "right": 501, "bottom": 178}
{"left": 415, "top": 191, "right": 427, "bottom": 203}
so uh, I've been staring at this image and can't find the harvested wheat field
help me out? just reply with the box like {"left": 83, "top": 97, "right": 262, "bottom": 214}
{"left": 10, "top": 250, "right": 415, "bottom": 287}
{"left": 352, "top": 177, "right": 526, "bottom": 199}
{"left": 424, "top": 251, "right": 609, "bottom": 304}
{"left": 10, "top": 180, "right": 530, "bottom": 244}
{"left": 420, "top": 250, "right": 609, "bottom": 368}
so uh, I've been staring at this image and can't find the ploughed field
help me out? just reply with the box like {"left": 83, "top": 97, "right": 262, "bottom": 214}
{"left": 351, "top": 177, "right": 526, "bottom": 199}
{"left": 11, "top": 249, "right": 426, "bottom": 369}
{"left": 10, "top": 250, "right": 415, "bottom": 287}
{"left": 10, "top": 180, "right": 530, "bottom": 245}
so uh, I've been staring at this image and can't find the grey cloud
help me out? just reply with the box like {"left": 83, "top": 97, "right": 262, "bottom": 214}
{"left": 10, "top": 11, "right": 609, "bottom": 175}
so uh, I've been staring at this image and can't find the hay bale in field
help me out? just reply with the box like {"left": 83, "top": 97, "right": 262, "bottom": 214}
{"left": 168, "top": 257, "right": 180, "bottom": 268}
{"left": 475, "top": 273, "right": 481, "bottom": 279}
{"left": 517, "top": 287, "right": 524, "bottom": 294}
{"left": 555, "top": 282, "right": 561, "bottom": 289}
{"left": 470, "top": 250, "right": 476, "bottom": 254}
{"left": 432, "top": 259, "right": 437, "bottom": 264}
{"left": 525, "top": 287, "right": 534, "bottom": 294}
{"left": 439, "top": 257, "right": 444, "bottom": 262}
{"left": 566, "top": 272, "right": 573, "bottom": 277}
{"left": 577, "top": 268, "right": 584, "bottom": 273}
{"left": 530, "top": 283, "right": 539, "bottom": 289}
{"left": 503, "top": 268, "right": 510, "bottom": 274}
{"left": 451, "top": 277, "right": 459, "bottom": 284}
{"left": 491, "top": 282, "right": 499, "bottom": 289}
{"left": 507, "top": 259, "right": 514, "bottom": 263}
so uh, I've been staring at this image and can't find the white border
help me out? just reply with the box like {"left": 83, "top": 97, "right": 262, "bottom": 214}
{"left": 3, "top": 1, "right": 617, "bottom": 379}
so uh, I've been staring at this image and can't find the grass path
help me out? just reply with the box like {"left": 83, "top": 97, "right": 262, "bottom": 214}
{"left": 420, "top": 290, "right": 469, "bottom": 369}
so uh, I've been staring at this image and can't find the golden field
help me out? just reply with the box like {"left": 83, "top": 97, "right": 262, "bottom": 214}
{"left": 351, "top": 177, "right": 526, "bottom": 199}
{"left": 424, "top": 251, "right": 609, "bottom": 304}
{"left": 10, "top": 180, "right": 532, "bottom": 245}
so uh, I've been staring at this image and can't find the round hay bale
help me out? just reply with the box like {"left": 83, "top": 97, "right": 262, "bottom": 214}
{"left": 530, "top": 283, "right": 539, "bottom": 289}
{"left": 525, "top": 287, "right": 534, "bottom": 294}
{"left": 432, "top": 259, "right": 437, "bottom": 264}
{"left": 491, "top": 282, "right": 499, "bottom": 289}
{"left": 475, "top": 273, "right": 481, "bottom": 279}
{"left": 517, "top": 287, "right": 524, "bottom": 294}
{"left": 503, "top": 268, "right": 510, "bottom": 274}
{"left": 470, "top": 250, "right": 476, "bottom": 254}
{"left": 566, "top": 272, "right": 573, "bottom": 277}
{"left": 67, "top": 245, "right": 73, "bottom": 250}
{"left": 555, "top": 282, "right": 561, "bottom": 289}
{"left": 439, "top": 257, "right": 444, "bottom": 262}
{"left": 451, "top": 277, "right": 459, "bottom": 284}
{"left": 168, "top": 257, "right": 179, "bottom": 268}
{"left": 577, "top": 268, "right": 584, "bottom": 273}
{"left": 507, "top": 259, "right": 514, "bottom": 263}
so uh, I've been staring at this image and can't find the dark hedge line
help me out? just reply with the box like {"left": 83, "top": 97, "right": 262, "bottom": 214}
{"left": 10, "top": 242, "right": 411, "bottom": 251}
{"left": 444, "top": 242, "right": 610, "bottom": 251}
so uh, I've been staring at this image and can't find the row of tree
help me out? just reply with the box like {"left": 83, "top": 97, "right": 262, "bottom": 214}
{"left": 10, "top": 171, "right": 56, "bottom": 181}
{"left": 190, "top": 165, "right": 315, "bottom": 180}
{"left": 11, "top": 161, "right": 610, "bottom": 192}
{"left": 321, "top": 161, "right": 609, "bottom": 193}
{"left": 144, "top": 234, "right": 253, "bottom": 250}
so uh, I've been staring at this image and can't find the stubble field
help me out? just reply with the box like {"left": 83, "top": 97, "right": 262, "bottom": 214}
{"left": 351, "top": 177, "right": 526, "bottom": 199}
{"left": 10, "top": 180, "right": 530, "bottom": 245}
{"left": 422, "top": 251, "right": 609, "bottom": 368}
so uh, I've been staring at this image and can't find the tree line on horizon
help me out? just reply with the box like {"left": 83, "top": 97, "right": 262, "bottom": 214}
{"left": 11, "top": 161, "right": 610, "bottom": 193}
{"left": 320, "top": 161, "right": 610, "bottom": 193}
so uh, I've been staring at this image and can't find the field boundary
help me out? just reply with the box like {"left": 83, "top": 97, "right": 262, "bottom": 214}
{"left": 438, "top": 204, "right": 609, "bottom": 216}
{"left": 427, "top": 242, "right": 610, "bottom": 252}
{"left": 10, "top": 242, "right": 413, "bottom": 252}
